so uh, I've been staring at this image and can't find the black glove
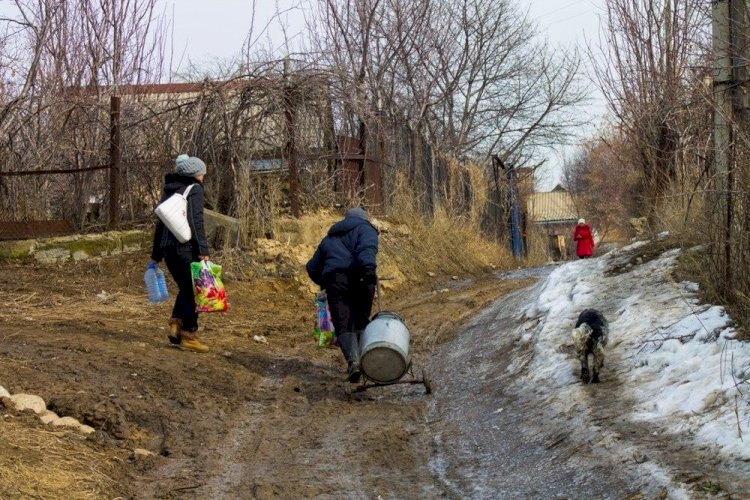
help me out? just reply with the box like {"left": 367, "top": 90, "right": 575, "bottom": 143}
{"left": 361, "top": 266, "right": 377, "bottom": 285}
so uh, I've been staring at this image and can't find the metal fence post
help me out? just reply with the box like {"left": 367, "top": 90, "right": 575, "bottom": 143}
{"left": 109, "top": 95, "right": 121, "bottom": 229}
{"left": 493, "top": 154, "right": 524, "bottom": 258}
{"left": 507, "top": 165, "right": 524, "bottom": 258}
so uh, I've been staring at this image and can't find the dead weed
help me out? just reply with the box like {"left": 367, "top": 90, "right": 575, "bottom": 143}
{"left": 606, "top": 237, "right": 681, "bottom": 276}
{"left": 0, "top": 413, "right": 126, "bottom": 499}
{"left": 676, "top": 249, "right": 750, "bottom": 342}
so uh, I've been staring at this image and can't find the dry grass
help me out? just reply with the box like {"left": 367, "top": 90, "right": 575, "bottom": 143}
{"left": 220, "top": 172, "right": 516, "bottom": 288}
{"left": 675, "top": 249, "right": 749, "bottom": 342}
{"left": 382, "top": 180, "right": 514, "bottom": 281}
{"left": 524, "top": 224, "right": 554, "bottom": 265}
{"left": 655, "top": 192, "right": 750, "bottom": 341}
{"left": 0, "top": 415, "right": 125, "bottom": 499}
{"left": 653, "top": 190, "right": 706, "bottom": 244}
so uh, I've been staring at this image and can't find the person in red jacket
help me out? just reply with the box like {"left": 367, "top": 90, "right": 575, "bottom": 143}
{"left": 573, "top": 218, "right": 595, "bottom": 259}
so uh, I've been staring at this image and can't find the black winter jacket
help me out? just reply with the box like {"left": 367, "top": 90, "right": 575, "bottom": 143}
{"left": 151, "top": 173, "right": 209, "bottom": 262}
{"left": 306, "top": 214, "right": 379, "bottom": 286}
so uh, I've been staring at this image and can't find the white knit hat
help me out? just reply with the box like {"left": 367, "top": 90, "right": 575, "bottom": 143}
{"left": 578, "top": 218, "right": 585, "bottom": 225}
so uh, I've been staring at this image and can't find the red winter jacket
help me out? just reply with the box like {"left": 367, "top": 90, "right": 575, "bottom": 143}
{"left": 573, "top": 224, "right": 594, "bottom": 257}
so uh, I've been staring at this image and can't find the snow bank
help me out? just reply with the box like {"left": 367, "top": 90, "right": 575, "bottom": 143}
{"left": 520, "top": 241, "right": 750, "bottom": 461}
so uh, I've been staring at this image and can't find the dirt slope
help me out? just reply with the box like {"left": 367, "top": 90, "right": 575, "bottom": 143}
{"left": 0, "top": 252, "right": 530, "bottom": 498}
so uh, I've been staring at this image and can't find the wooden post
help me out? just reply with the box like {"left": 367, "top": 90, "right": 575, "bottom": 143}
{"left": 358, "top": 117, "right": 367, "bottom": 194}
{"left": 284, "top": 59, "right": 300, "bottom": 218}
{"left": 109, "top": 95, "right": 121, "bottom": 229}
{"left": 323, "top": 95, "right": 339, "bottom": 192}
{"left": 712, "top": 0, "right": 747, "bottom": 291}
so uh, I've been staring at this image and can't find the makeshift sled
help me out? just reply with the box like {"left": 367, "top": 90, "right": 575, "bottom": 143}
{"left": 347, "top": 278, "right": 432, "bottom": 395}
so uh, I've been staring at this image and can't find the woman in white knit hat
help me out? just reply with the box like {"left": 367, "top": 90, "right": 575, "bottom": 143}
{"left": 150, "top": 154, "right": 211, "bottom": 352}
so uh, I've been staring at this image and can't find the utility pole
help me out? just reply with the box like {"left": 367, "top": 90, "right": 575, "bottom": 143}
{"left": 712, "top": 0, "right": 747, "bottom": 290}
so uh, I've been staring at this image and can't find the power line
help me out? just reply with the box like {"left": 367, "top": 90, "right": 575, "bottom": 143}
{"left": 543, "top": 9, "right": 596, "bottom": 31}
{"left": 535, "top": 0, "right": 591, "bottom": 20}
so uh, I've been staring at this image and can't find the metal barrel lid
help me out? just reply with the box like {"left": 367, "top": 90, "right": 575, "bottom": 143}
{"left": 371, "top": 310, "right": 407, "bottom": 325}
{"left": 360, "top": 342, "right": 409, "bottom": 383}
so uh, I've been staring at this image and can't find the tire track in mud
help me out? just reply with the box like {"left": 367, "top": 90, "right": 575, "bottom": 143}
{"left": 144, "top": 350, "right": 442, "bottom": 499}
{"left": 125, "top": 277, "right": 524, "bottom": 499}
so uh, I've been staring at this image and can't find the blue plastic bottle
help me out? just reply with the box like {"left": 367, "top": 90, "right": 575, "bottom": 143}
{"left": 145, "top": 262, "right": 169, "bottom": 303}
{"left": 155, "top": 265, "right": 168, "bottom": 301}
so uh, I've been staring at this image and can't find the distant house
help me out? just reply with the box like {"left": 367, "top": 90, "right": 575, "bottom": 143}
{"left": 526, "top": 185, "right": 579, "bottom": 260}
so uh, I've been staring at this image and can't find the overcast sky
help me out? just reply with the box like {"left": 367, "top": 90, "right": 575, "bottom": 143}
{"left": 161, "top": 0, "right": 308, "bottom": 70}
{"left": 162, "top": 0, "right": 607, "bottom": 188}
{"left": 163, "top": 1, "right": 604, "bottom": 75}
{"left": 0, "top": 0, "right": 606, "bottom": 187}
{"left": 524, "top": 0, "right": 608, "bottom": 187}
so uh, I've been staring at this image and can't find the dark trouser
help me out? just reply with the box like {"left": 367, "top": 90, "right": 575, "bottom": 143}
{"left": 163, "top": 246, "right": 199, "bottom": 332}
{"left": 323, "top": 271, "right": 376, "bottom": 336}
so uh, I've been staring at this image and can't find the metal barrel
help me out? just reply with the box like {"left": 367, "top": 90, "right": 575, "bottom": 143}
{"left": 360, "top": 311, "right": 410, "bottom": 383}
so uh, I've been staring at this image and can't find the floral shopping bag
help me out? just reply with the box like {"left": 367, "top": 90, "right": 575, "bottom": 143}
{"left": 313, "top": 291, "right": 335, "bottom": 347}
{"left": 190, "top": 260, "right": 229, "bottom": 313}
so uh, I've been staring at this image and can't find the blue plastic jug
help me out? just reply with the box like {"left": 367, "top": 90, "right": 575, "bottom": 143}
{"left": 145, "top": 262, "right": 169, "bottom": 303}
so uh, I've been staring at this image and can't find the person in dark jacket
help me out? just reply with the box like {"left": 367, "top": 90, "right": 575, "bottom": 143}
{"left": 151, "top": 154, "right": 211, "bottom": 353}
{"left": 306, "top": 207, "right": 379, "bottom": 382}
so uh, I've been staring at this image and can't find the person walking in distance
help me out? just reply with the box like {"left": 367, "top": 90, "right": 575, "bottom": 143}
{"left": 306, "top": 207, "right": 379, "bottom": 383}
{"left": 573, "top": 218, "right": 595, "bottom": 259}
{"left": 151, "top": 154, "right": 211, "bottom": 352}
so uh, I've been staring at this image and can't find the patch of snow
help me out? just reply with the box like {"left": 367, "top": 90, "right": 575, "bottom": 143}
{"left": 429, "top": 240, "right": 749, "bottom": 496}
{"left": 521, "top": 244, "right": 750, "bottom": 462}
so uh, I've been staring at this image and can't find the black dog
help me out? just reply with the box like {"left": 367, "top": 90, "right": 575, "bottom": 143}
{"left": 572, "top": 309, "right": 609, "bottom": 383}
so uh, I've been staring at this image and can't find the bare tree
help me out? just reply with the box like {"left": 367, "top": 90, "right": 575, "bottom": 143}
{"left": 427, "top": 0, "right": 585, "bottom": 165}
{"left": 562, "top": 137, "right": 641, "bottom": 241}
{"left": 590, "top": 0, "right": 710, "bottom": 214}
{"left": 0, "top": 0, "right": 166, "bottom": 224}
{"left": 308, "top": 0, "right": 586, "bottom": 216}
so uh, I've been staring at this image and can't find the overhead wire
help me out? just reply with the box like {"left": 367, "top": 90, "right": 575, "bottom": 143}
{"left": 535, "top": 0, "right": 592, "bottom": 20}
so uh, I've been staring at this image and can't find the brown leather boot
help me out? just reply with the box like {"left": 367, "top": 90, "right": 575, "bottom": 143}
{"left": 167, "top": 318, "right": 182, "bottom": 345}
{"left": 179, "top": 330, "right": 209, "bottom": 353}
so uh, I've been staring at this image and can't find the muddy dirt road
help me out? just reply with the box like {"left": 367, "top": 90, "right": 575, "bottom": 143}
{"left": 0, "top": 252, "right": 537, "bottom": 498}
{"left": 2, "top": 252, "right": 735, "bottom": 498}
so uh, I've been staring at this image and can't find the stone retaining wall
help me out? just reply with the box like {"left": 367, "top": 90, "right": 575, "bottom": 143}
{"left": 0, "top": 210, "right": 242, "bottom": 264}
{"left": 0, "top": 230, "right": 150, "bottom": 264}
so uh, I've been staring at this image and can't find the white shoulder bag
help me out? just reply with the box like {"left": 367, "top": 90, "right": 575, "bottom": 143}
{"left": 154, "top": 184, "right": 196, "bottom": 243}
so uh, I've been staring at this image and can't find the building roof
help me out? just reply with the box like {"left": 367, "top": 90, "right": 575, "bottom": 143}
{"left": 526, "top": 191, "right": 578, "bottom": 223}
